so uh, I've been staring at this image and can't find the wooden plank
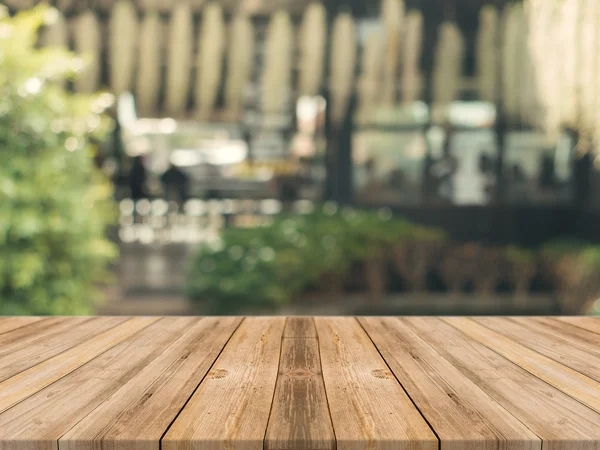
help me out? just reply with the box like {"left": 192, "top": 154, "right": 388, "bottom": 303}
{"left": 473, "top": 317, "right": 600, "bottom": 382}
{"left": 0, "top": 317, "right": 44, "bottom": 336}
{"left": 162, "top": 317, "right": 285, "bottom": 450}
{"left": 0, "top": 316, "right": 158, "bottom": 414}
{"left": 444, "top": 317, "right": 600, "bottom": 414}
{"left": 0, "top": 317, "right": 128, "bottom": 382}
{"left": 59, "top": 317, "right": 242, "bottom": 450}
{"left": 358, "top": 317, "right": 540, "bottom": 450}
{"left": 283, "top": 317, "right": 317, "bottom": 338}
{"left": 0, "top": 318, "right": 197, "bottom": 450}
{"left": 0, "top": 317, "right": 91, "bottom": 358}
{"left": 265, "top": 318, "right": 335, "bottom": 450}
{"left": 314, "top": 317, "right": 438, "bottom": 450}
{"left": 0, "top": 317, "right": 73, "bottom": 348}
{"left": 404, "top": 317, "right": 600, "bottom": 449}
{"left": 3, "top": 315, "right": 600, "bottom": 450}
{"left": 554, "top": 316, "right": 600, "bottom": 336}
{"left": 523, "top": 317, "right": 600, "bottom": 355}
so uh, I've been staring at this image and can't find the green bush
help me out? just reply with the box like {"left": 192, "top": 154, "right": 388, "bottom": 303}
{"left": 188, "top": 207, "right": 600, "bottom": 315}
{"left": 540, "top": 238, "right": 590, "bottom": 259}
{"left": 541, "top": 238, "right": 600, "bottom": 315}
{"left": 505, "top": 246, "right": 536, "bottom": 264}
{"left": 391, "top": 224, "right": 447, "bottom": 292}
{"left": 0, "top": 6, "right": 117, "bottom": 315}
{"left": 187, "top": 204, "right": 421, "bottom": 314}
{"left": 579, "top": 246, "right": 600, "bottom": 271}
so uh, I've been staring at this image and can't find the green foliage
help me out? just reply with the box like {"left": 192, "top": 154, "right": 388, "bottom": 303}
{"left": 505, "top": 246, "right": 535, "bottom": 264}
{"left": 396, "top": 223, "right": 448, "bottom": 247}
{"left": 541, "top": 238, "right": 600, "bottom": 272}
{"left": 187, "top": 204, "right": 435, "bottom": 314}
{"left": 0, "top": 6, "right": 117, "bottom": 315}
{"left": 541, "top": 238, "right": 600, "bottom": 316}
{"left": 188, "top": 209, "right": 600, "bottom": 315}
{"left": 540, "top": 237, "right": 590, "bottom": 259}
{"left": 579, "top": 246, "right": 600, "bottom": 271}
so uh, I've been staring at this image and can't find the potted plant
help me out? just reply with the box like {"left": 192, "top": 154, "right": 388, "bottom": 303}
{"left": 392, "top": 225, "right": 447, "bottom": 292}
{"left": 343, "top": 210, "right": 409, "bottom": 302}
{"left": 438, "top": 243, "right": 477, "bottom": 295}
{"left": 505, "top": 246, "right": 537, "bottom": 305}
{"left": 471, "top": 246, "right": 505, "bottom": 296}
{"left": 542, "top": 239, "right": 600, "bottom": 314}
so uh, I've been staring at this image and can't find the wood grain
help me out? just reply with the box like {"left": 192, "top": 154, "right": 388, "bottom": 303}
{"left": 0, "top": 317, "right": 44, "bottom": 336}
{"left": 0, "top": 317, "right": 128, "bottom": 382}
{"left": 0, "top": 316, "right": 158, "bottom": 414}
{"left": 0, "top": 318, "right": 196, "bottom": 450}
{"left": 444, "top": 317, "right": 600, "bottom": 414}
{"left": 473, "top": 316, "right": 600, "bottom": 383}
{"left": 315, "top": 317, "right": 438, "bottom": 450}
{"left": 358, "top": 317, "right": 540, "bottom": 450}
{"left": 555, "top": 316, "right": 600, "bottom": 336}
{"left": 523, "top": 317, "right": 600, "bottom": 355}
{"left": 162, "top": 317, "right": 285, "bottom": 450}
{"left": 405, "top": 317, "right": 600, "bottom": 449}
{"left": 0, "top": 317, "right": 73, "bottom": 349}
{"left": 0, "top": 317, "right": 92, "bottom": 358}
{"left": 265, "top": 318, "right": 335, "bottom": 450}
{"left": 60, "top": 317, "right": 242, "bottom": 450}
{"left": 283, "top": 317, "right": 318, "bottom": 338}
{"left": 0, "top": 316, "right": 599, "bottom": 450}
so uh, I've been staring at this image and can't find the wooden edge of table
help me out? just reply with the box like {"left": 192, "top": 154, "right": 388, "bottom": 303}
{"left": 0, "top": 316, "right": 599, "bottom": 450}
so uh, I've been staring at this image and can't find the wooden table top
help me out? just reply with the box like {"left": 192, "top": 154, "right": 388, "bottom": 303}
{"left": 1, "top": 316, "right": 600, "bottom": 450}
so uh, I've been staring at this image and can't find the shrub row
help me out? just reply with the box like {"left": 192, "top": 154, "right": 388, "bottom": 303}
{"left": 187, "top": 204, "right": 600, "bottom": 314}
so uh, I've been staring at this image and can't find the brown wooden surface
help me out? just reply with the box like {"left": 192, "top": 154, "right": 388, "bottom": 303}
{"left": 265, "top": 318, "right": 335, "bottom": 450}
{"left": 358, "top": 317, "right": 540, "bottom": 450}
{"left": 1, "top": 316, "right": 600, "bottom": 450}
{"left": 162, "top": 317, "right": 285, "bottom": 450}
{"left": 409, "top": 317, "right": 600, "bottom": 450}
{"left": 0, "top": 317, "right": 127, "bottom": 382}
{"left": 61, "top": 317, "right": 243, "bottom": 450}
{"left": 315, "top": 317, "right": 437, "bottom": 450}
{"left": 444, "top": 317, "right": 600, "bottom": 413}
{"left": 0, "top": 316, "right": 45, "bottom": 337}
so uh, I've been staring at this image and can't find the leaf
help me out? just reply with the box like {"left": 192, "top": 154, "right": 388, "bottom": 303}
{"left": 0, "top": 5, "right": 116, "bottom": 315}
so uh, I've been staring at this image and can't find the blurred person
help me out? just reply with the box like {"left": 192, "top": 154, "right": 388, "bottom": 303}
{"left": 430, "top": 143, "right": 458, "bottom": 203}
{"left": 478, "top": 152, "right": 494, "bottom": 175}
{"left": 511, "top": 163, "right": 526, "bottom": 182}
{"left": 161, "top": 163, "right": 190, "bottom": 207}
{"left": 539, "top": 153, "right": 556, "bottom": 191}
{"left": 362, "top": 157, "right": 384, "bottom": 198}
{"left": 574, "top": 150, "right": 593, "bottom": 204}
{"left": 276, "top": 175, "right": 301, "bottom": 212}
{"left": 508, "top": 163, "right": 527, "bottom": 203}
{"left": 129, "top": 155, "right": 148, "bottom": 201}
{"left": 388, "top": 168, "right": 406, "bottom": 190}
{"left": 478, "top": 151, "right": 497, "bottom": 201}
{"left": 422, "top": 151, "right": 436, "bottom": 200}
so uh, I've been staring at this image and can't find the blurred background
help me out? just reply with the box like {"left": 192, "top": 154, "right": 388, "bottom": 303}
{"left": 1, "top": 0, "right": 599, "bottom": 316}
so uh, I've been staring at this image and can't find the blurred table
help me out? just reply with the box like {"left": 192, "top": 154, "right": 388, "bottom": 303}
{"left": 1, "top": 316, "right": 600, "bottom": 449}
